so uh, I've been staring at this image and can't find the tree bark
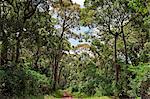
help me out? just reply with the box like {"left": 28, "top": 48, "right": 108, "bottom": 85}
{"left": 121, "top": 25, "right": 128, "bottom": 64}
{"left": 34, "top": 46, "right": 40, "bottom": 68}
{"left": 1, "top": 29, "right": 8, "bottom": 66}
{"left": 58, "top": 65, "right": 63, "bottom": 85}
{"left": 121, "top": 24, "right": 129, "bottom": 96}
{"left": 15, "top": 33, "right": 20, "bottom": 63}
{"left": 52, "top": 12, "right": 66, "bottom": 90}
{"left": 0, "top": 4, "right": 8, "bottom": 66}
{"left": 114, "top": 33, "right": 118, "bottom": 83}
{"left": 53, "top": 56, "right": 59, "bottom": 91}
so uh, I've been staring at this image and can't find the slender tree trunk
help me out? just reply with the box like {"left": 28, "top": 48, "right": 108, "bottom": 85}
{"left": 114, "top": 35, "right": 117, "bottom": 63}
{"left": 114, "top": 33, "right": 118, "bottom": 83}
{"left": 11, "top": 46, "right": 15, "bottom": 61}
{"left": 58, "top": 65, "right": 63, "bottom": 85}
{"left": 122, "top": 33, "right": 128, "bottom": 64}
{"left": 121, "top": 26, "right": 128, "bottom": 64}
{"left": 52, "top": 49, "right": 64, "bottom": 91}
{"left": 53, "top": 56, "right": 59, "bottom": 91}
{"left": 121, "top": 25, "right": 129, "bottom": 96}
{"left": 34, "top": 47, "right": 40, "bottom": 68}
{"left": 1, "top": 8, "right": 8, "bottom": 65}
{"left": 1, "top": 29, "right": 8, "bottom": 66}
{"left": 15, "top": 33, "right": 21, "bottom": 63}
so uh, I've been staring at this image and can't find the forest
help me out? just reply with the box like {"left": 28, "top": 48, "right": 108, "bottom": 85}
{"left": 0, "top": 0, "right": 150, "bottom": 99}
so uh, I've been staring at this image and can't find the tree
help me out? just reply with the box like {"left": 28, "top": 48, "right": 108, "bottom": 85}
{"left": 0, "top": 0, "right": 53, "bottom": 96}
{"left": 50, "top": 0, "right": 80, "bottom": 90}
{"left": 0, "top": 0, "right": 49, "bottom": 65}
{"left": 83, "top": 0, "right": 149, "bottom": 96}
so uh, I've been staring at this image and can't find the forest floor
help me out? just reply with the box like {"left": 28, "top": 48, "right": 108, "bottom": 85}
{"left": 8, "top": 95, "right": 141, "bottom": 99}
{"left": 37, "top": 96, "right": 140, "bottom": 99}
{"left": 41, "top": 96, "right": 116, "bottom": 99}
{"left": 7, "top": 91, "right": 140, "bottom": 99}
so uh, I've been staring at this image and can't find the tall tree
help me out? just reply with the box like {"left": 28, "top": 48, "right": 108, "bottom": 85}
{"left": 51, "top": 0, "right": 80, "bottom": 90}
{"left": 83, "top": 0, "right": 149, "bottom": 96}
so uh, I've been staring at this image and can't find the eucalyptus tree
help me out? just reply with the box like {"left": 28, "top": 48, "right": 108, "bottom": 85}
{"left": 0, "top": 0, "right": 49, "bottom": 66}
{"left": 50, "top": 0, "right": 80, "bottom": 90}
{"left": 127, "top": 0, "right": 150, "bottom": 65}
{"left": 83, "top": 0, "right": 149, "bottom": 83}
{"left": 81, "top": 0, "right": 150, "bottom": 97}
{"left": 0, "top": 0, "right": 55, "bottom": 96}
{"left": 127, "top": 0, "right": 150, "bottom": 98}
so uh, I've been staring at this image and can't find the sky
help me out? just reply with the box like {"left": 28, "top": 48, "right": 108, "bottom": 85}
{"left": 69, "top": 27, "right": 89, "bottom": 46}
{"left": 72, "top": 0, "right": 85, "bottom": 7}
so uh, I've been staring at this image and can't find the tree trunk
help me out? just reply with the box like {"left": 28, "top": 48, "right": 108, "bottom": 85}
{"left": 1, "top": 14, "right": 8, "bottom": 65}
{"left": 53, "top": 56, "right": 59, "bottom": 91}
{"left": 52, "top": 11, "right": 66, "bottom": 91}
{"left": 34, "top": 47, "right": 40, "bottom": 68}
{"left": 1, "top": 30, "right": 8, "bottom": 66}
{"left": 121, "top": 26, "right": 128, "bottom": 64}
{"left": 15, "top": 33, "right": 21, "bottom": 63}
{"left": 114, "top": 33, "right": 118, "bottom": 83}
{"left": 52, "top": 50, "right": 64, "bottom": 91}
{"left": 121, "top": 25, "right": 129, "bottom": 96}
{"left": 58, "top": 65, "right": 63, "bottom": 85}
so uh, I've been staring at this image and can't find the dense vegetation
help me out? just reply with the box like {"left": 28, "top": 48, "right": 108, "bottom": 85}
{"left": 0, "top": 0, "right": 150, "bottom": 98}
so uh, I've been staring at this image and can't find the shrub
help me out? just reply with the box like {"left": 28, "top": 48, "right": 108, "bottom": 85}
{"left": 128, "top": 63, "right": 150, "bottom": 97}
{"left": 0, "top": 65, "right": 51, "bottom": 96}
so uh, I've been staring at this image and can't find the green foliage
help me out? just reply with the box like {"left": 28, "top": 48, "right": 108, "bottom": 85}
{"left": 128, "top": 0, "right": 149, "bottom": 14}
{"left": 64, "top": 58, "right": 115, "bottom": 97}
{"left": 0, "top": 0, "right": 150, "bottom": 98}
{"left": 0, "top": 65, "right": 51, "bottom": 96}
{"left": 51, "top": 90, "right": 66, "bottom": 98}
{"left": 128, "top": 63, "right": 150, "bottom": 96}
{"left": 24, "top": 68, "right": 51, "bottom": 95}
{"left": 80, "top": 8, "right": 95, "bottom": 26}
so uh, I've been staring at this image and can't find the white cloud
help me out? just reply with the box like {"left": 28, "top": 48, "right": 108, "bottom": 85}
{"left": 72, "top": 0, "right": 85, "bottom": 7}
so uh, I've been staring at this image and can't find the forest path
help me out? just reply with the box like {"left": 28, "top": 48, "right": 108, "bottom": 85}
{"left": 62, "top": 91, "right": 73, "bottom": 99}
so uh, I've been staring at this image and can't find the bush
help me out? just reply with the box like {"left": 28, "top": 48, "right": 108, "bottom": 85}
{"left": 0, "top": 65, "right": 51, "bottom": 97}
{"left": 128, "top": 63, "right": 150, "bottom": 97}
